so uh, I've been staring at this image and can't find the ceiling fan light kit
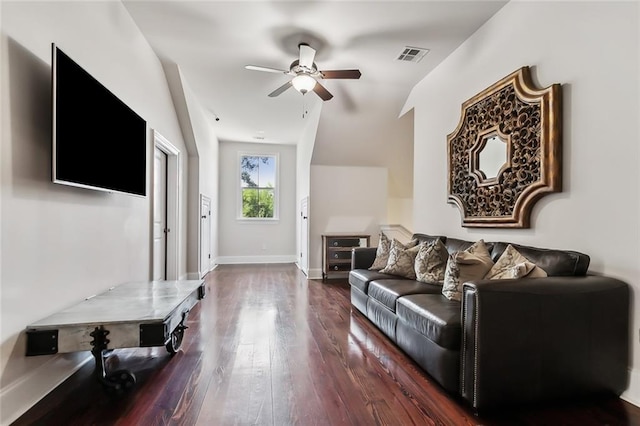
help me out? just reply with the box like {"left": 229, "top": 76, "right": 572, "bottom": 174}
{"left": 291, "top": 74, "right": 316, "bottom": 94}
{"left": 245, "top": 43, "right": 361, "bottom": 102}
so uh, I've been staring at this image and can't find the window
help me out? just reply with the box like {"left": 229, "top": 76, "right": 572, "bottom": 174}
{"left": 239, "top": 154, "right": 278, "bottom": 219}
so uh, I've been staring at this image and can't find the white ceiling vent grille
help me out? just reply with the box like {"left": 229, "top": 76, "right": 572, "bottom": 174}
{"left": 396, "top": 46, "right": 429, "bottom": 63}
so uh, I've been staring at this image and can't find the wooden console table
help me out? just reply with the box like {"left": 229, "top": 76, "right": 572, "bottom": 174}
{"left": 322, "top": 234, "right": 370, "bottom": 281}
{"left": 25, "top": 279, "right": 205, "bottom": 394}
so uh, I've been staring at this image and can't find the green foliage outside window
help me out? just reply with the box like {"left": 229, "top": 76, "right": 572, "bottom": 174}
{"left": 242, "top": 188, "right": 274, "bottom": 218}
{"left": 240, "top": 155, "right": 276, "bottom": 218}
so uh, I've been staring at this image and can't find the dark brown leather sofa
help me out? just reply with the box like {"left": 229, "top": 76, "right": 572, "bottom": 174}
{"left": 349, "top": 233, "right": 629, "bottom": 411}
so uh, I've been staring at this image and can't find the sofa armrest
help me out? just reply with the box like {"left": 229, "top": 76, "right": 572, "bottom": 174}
{"left": 461, "top": 276, "right": 629, "bottom": 410}
{"left": 351, "top": 247, "right": 377, "bottom": 270}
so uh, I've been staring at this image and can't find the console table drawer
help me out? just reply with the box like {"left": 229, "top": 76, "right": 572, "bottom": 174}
{"left": 327, "top": 238, "right": 361, "bottom": 247}
{"left": 329, "top": 250, "right": 353, "bottom": 260}
{"left": 328, "top": 264, "right": 352, "bottom": 272}
{"left": 322, "top": 234, "right": 370, "bottom": 281}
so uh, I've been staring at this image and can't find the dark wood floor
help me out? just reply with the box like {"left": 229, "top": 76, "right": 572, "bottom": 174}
{"left": 13, "top": 264, "right": 640, "bottom": 425}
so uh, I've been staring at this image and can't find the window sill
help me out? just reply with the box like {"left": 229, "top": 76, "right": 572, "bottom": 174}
{"left": 236, "top": 217, "right": 280, "bottom": 224}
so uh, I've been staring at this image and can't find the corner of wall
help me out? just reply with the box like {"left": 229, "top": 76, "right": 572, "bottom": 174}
{"left": 0, "top": 353, "right": 92, "bottom": 425}
{"left": 622, "top": 367, "right": 640, "bottom": 408}
{"left": 307, "top": 268, "right": 323, "bottom": 280}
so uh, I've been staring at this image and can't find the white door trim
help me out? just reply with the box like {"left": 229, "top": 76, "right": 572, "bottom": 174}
{"left": 153, "top": 130, "right": 180, "bottom": 280}
{"left": 153, "top": 147, "right": 168, "bottom": 280}
{"left": 199, "top": 194, "right": 212, "bottom": 278}
{"left": 299, "top": 196, "right": 309, "bottom": 276}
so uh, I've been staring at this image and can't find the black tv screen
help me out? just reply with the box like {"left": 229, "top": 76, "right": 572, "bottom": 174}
{"left": 52, "top": 44, "right": 147, "bottom": 196}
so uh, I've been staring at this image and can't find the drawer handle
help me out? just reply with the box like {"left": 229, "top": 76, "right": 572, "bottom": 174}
{"left": 333, "top": 241, "right": 338, "bottom": 246}
{"left": 334, "top": 253, "right": 339, "bottom": 258}
{"left": 333, "top": 266, "right": 339, "bottom": 270}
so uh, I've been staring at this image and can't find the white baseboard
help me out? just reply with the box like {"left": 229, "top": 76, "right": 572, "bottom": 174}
{"left": 622, "top": 367, "right": 640, "bottom": 407}
{"left": 199, "top": 263, "right": 218, "bottom": 279}
{"left": 294, "top": 262, "right": 309, "bottom": 276}
{"left": 0, "top": 352, "right": 92, "bottom": 425}
{"left": 307, "top": 268, "right": 323, "bottom": 280}
{"left": 306, "top": 269, "right": 350, "bottom": 281}
{"left": 185, "top": 272, "right": 201, "bottom": 280}
{"left": 216, "top": 255, "right": 297, "bottom": 264}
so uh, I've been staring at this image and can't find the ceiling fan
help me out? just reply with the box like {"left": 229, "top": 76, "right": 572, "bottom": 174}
{"left": 245, "top": 43, "right": 361, "bottom": 101}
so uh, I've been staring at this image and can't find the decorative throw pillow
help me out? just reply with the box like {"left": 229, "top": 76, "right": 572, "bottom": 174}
{"left": 369, "top": 234, "right": 418, "bottom": 271}
{"left": 485, "top": 244, "right": 548, "bottom": 280}
{"left": 379, "top": 238, "right": 421, "bottom": 279}
{"left": 442, "top": 240, "right": 494, "bottom": 302}
{"left": 414, "top": 239, "right": 449, "bottom": 284}
{"left": 369, "top": 232, "right": 392, "bottom": 270}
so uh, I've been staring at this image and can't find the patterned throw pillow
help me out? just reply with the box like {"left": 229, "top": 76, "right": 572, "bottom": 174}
{"left": 442, "top": 239, "right": 494, "bottom": 301}
{"left": 485, "top": 244, "right": 548, "bottom": 279}
{"left": 414, "top": 239, "right": 449, "bottom": 284}
{"left": 369, "top": 234, "right": 418, "bottom": 271}
{"left": 369, "top": 232, "right": 392, "bottom": 270}
{"left": 379, "top": 238, "right": 421, "bottom": 279}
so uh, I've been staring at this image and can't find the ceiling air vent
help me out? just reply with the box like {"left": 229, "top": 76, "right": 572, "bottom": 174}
{"left": 396, "top": 46, "right": 429, "bottom": 63}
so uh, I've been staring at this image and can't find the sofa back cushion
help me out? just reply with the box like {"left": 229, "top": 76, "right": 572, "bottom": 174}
{"left": 489, "top": 242, "right": 590, "bottom": 276}
{"left": 412, "top": 233, "right": 446, "bottom": 246}
{"left": 442, "top": 240, "right": 494, "bottom": 301}
{"left": 409, "top": 234, "right": 590, "bottom": 276}
{"left": 444, "top": 237, "right": 495, "bottom": 255}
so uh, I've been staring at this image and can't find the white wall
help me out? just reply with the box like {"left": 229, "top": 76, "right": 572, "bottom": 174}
{"left": 156, "top": 62, "right": 220, "bottom": 278}
{"left": 404, "top": 1, "right": 640, "bottom": 406}
{"left": 217, "top": 141, "right": 297, "bottom": 264}
{"left": 309, "top": 165, "right": 388, "bottom": 279}
{"left": 313, "top": 105, "right": 415, "bottom": 233}
{"left": 296, "top": 101, "right": 322, "bottom": 271}
{"left": 387, "top": 197, "right": 413, "bottom": 232}
{"left": 0, "top": 2, "right": 189, "bottom": 424}
{"left": 180, "top": 72, "right": 220, "bottom": 275}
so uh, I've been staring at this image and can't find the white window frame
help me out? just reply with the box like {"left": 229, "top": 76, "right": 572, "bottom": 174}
{"left": 237, "top": 152, "right": 279, "bottom": 221}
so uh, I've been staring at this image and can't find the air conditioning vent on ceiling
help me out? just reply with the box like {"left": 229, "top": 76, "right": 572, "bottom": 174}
{"left": 396, "top": 46, "right": 429, "bottom": 63}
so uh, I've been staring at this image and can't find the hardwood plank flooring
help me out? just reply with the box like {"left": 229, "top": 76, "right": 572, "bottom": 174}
{"left": 12, "top": 264, "right": 640, "bottom": 425}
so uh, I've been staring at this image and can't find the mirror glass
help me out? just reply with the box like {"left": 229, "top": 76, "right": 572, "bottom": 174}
{"left": 478, "top": 134, "right": 507, "bottom": 179}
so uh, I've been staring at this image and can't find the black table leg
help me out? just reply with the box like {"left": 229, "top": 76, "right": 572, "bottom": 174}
{"left": 90, "top": 326, "right": 136, "bottom": 395}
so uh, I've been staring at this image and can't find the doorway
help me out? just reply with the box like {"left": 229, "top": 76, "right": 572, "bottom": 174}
{"left": 153, "top": 130, "right": 180, "bottom": 280}
{"left": 300, "top": 197, "right": 309, "bottom": 276}
{"left": 200, "top": 194, "right": 212, "bottom": 278}
{"left": 153, "top": 147, "right": 167, "bottom": 280}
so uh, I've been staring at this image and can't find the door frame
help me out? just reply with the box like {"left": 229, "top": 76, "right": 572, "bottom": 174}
{"left": 153, "top": 146, "right": 168, "bottom": 280}
{"left": 153, "top": 130, "right": 180, "bottom": 280}
{"left": 199, "top": 194, "right": 212, "bottom": 278}
{"left": 299, "top": 197, "right": 310, "bottom": 276}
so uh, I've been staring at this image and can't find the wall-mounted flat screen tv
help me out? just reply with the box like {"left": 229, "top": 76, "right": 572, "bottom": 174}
{"left": 52, "top": 43, "right": 147, "bottom": 197}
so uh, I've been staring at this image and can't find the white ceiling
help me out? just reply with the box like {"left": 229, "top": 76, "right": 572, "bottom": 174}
{"left": 123, "top": 1, "right": 507, "bottom": 160}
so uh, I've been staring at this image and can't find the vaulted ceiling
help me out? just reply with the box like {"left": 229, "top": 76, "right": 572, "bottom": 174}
{"left": 123, "top": 1, "right": 508, "bottom": 195}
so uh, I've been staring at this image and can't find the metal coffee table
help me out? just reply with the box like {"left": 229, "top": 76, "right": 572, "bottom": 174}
{"left": 25, "top": 280, "right": 205, "bottom": 394}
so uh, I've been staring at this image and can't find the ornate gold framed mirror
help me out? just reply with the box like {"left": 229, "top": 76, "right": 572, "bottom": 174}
{"left": 447, "top": 66, "right": 562, "bottom": 228}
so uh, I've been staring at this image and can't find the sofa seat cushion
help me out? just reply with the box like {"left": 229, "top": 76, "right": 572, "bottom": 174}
{"left": 349, "top": 269, "right": 396, "bottom": 294}
{"left": 368, "top": 279, "right": 441, "bottom": 312}
{"left": 396, "top": 294, "right": 462, "bottom": 350}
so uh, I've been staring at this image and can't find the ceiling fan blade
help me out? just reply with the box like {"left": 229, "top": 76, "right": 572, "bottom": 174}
{"left": 245, "top": 65, "right": 289, "bottom": 74}
{"left": 320, "top": 69, "right": 362, "bottom": 79}
{"left": 312, "top": 81, "right": 333, "bottom": 101}
{"left": 268, "top": 81, "right": 293, "bottom": 97}
{"left": 298, "top": 44, "right": 316, "bottom": 69}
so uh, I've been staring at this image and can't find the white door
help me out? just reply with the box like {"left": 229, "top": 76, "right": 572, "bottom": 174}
{"left": 300, "top": 197, "right": 309, "bottom": 276}
{"left": 153, "top": 147, "right": 168, "bottom": 280}
{"left": 200, "top": 195, "right": 212, "bottom": 278}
